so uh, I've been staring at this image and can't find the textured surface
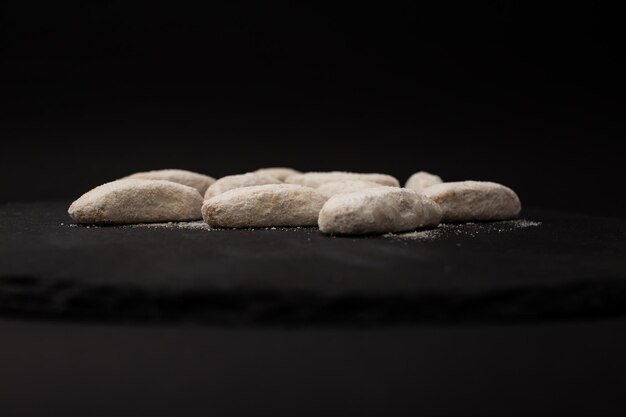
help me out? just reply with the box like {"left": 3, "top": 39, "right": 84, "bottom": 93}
{"left": 318, "top": 187, "right": 442, "bottom": 235}
{"left": 424, "top": 180, "right": 521, "bottom": 221}
{"left": 405, "top": 171, "right": 443, "bottom": 192}
{"left": 285, "top": 171, "right": 400, "bottom": 188}
{"left": 3, "top": 317, "right": 626, "bottom": 417}
{"left": 1, "top": 201, "right": 626, "bottom": 323}
{"left": 68, "top": 179, "right": 203, "bottom": 224}
{"left": 202, "top": 184, "right": 327, "bottom": 227}
{"left": 253, "top": 167, "right": 301, "bottom": 181}
{"left": 204, "top": 172, "right": 282, "bottom": 199}
{"left": 124, "top": 169, "right": 216, "bottom": 195}
{"left": 317, "top": 180, "right": 385, "bottom": 198}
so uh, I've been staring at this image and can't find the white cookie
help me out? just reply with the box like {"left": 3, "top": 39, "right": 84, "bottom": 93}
{"left": 405, "top": 171, "right": 443, "bottom": 193}
{"left": 423, "top": 180, "right": 521, "bottom": 222}
{"left": 318, "top": 187, "right": 442, "bottom": 235}
{"left": 204, "top": 172, "right": 282, "bottom": 199}
{"left": 68, "top": 179, "right": 203, "bottom": 224}
{"left": 254, "top": 167, "right": 301, "bottom": 182}
{"left": 285, "top": 171, "right": 400, "bottom": 188}
{"left": 124, "top": 169, "right": 215, "bottom": 195}
{"left": 317, "top": 180, "right": 386, "bottom": 198}
{"left": 202, "top": 184, "right": 327, "bottom": 228}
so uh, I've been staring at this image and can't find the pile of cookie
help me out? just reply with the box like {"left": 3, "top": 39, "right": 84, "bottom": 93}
{"left": 68, "top": 168, "right": 521, "bottom": 235}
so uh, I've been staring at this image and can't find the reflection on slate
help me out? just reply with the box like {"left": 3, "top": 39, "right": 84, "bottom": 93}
{"left": 1, "top": 202, "right": 625, "bottom": 323}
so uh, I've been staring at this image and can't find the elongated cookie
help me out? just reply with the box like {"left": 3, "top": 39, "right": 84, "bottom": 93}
{"left": 318, "top": 187, "right": 442, "bottom": 235}
{"left": 423, "top": 180, "right": 521, "bottom": 222}
{"left": 254, "top": 167, "right": 301, "bottom": 181}
{"left": 202, "top": 184, "right": 327, "bottom": 228}
{"left": 124, "top": 169, "right": 215, "bottom": 195}
{"left": 317, "top": 180, "right": 385, "bottom": 198}
{"left": 68, "top": 179, "right": 203, "bottom": 224}
{"left": 204, "top": 173, "right": 282, "bottom": 199}
{"left": 285, "top": 171, "right": 399, "bottom": 188}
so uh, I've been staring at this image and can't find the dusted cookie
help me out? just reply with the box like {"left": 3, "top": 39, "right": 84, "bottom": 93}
{"left": 204, "top": 173, "right": 282, "bottom": 199}
{"left": 317, "top": 180, "right": 385, "bottom": 198}
{"left": 318, "top": 187, "right": 442, "bottom": 235}
{"left": 285, "top": 171, "right": 399, "bottom": 188}
{"left": 405, "top": 171, "right": 443, "bottom": 193}
{"left": 254, "top": 167, "right": 301, "bottom": 182}
{"left": 124, "top": 169, "right": 215, "bottom": 195}
{"left": 68, "top": 179, "right": 203, "bottom": 224}
{"left": 424, "top": 180, "right": 521, "bottom": 222}
{"left": 202, "top": 184, "right": 327, "bottom": 228}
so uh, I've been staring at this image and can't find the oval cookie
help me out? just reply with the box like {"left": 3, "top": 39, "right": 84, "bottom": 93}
{"left": 423, "top": 180, "right": 521, "bottom": 222}
{"left": 318, "top": 187, "right": 442, "bottom": 235}
{"left": 202, "top": 184, "right": 327, "bottom": 228}
{"left": 68, "top": 179, "right": 203, "bottom": 224}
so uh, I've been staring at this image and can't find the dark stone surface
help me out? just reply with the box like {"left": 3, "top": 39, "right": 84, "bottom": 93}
{"left": 1, "top": 201, "right": 625, "bottom": 323}
{"left": 3, "top": 317, "right": 626, "bottom": 417}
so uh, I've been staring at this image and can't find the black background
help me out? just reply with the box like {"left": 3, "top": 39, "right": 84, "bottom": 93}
{"left": 1, "top": 3, "right": 624, "bottom": 217}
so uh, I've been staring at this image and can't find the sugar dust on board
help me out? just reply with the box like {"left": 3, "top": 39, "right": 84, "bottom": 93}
{"left": 383, "top": 219, "right": 542, "bottom": 241}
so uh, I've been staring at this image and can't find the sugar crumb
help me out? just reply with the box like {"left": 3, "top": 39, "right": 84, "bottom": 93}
{"left": 384, "top": 219, "right": 541, "bottom": 241}
{"left": 121, "top": 221, "right": 212, "bottom": 231}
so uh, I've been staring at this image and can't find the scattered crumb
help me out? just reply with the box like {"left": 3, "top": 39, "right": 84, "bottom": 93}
{"left": 383, "top": 229, "right": 442, "bottom": 240}
{"left": 384, "top": 219, "right": 541, "bottom": 240}
{"left": 120, "top": 221, "right": 212, "bottom": 231}
{"left": 63, "top": 219, "right": 541, "bottom": 239}
{"left": 510, "top": 220, "right": 542, "bottom": 228}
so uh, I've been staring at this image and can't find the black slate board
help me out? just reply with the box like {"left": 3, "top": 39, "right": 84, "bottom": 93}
{"left": 1, "top": 201, "right": 625, "bottom": 323}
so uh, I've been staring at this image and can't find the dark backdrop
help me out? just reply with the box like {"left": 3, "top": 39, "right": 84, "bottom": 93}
{"left": 1, "top": 3, "right": 624, "bottom": 217}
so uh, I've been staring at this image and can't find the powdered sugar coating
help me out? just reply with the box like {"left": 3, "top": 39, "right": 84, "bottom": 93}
{"left": 254, "top": 167, "right": 301, "bottom": 181}
{"left": 405, "top": 171, "right": 443, "bottom": 193}
{"left": 424, "top": 181, "right": 521, "bottom": 222}
{"left": 318, "top": 187, "right": 442, "bottom": 235}
{"left": 124, "top": 169, "right": 215, "bottom": 195}
{"left": 285, "top": 171, "right": 400, "bottom": 188}
{"left": 316, "top": 180, "right": 386, "bottom": 198}
{"left": 68, "top": 179, "right": 203, "bottom": 224}
{"left": 204, "top": 172, "right": 282, "bottom": 199}
{"left": 202, "top": 184, "right": 327, "bottom": 228}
